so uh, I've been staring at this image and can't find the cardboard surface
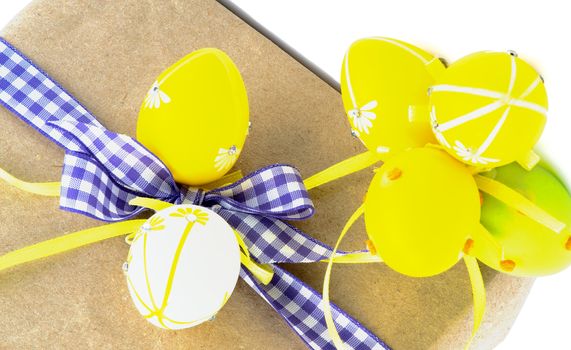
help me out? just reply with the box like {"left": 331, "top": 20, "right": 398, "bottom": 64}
{"left": 0, "top": 1, "right": 533, "bottom": 349}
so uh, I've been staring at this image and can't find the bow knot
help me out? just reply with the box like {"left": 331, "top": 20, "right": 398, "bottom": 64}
{"left": 179, "top": 187, "right": 206, "bottom": 206}
{"left": 175, "top": 164, "right": 315, "bottom": 222}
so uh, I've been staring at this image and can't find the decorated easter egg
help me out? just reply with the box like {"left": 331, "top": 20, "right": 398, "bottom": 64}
{"left": 474, "top": 163, "right": 571, "bottom": 276}
{"left": 125, "top": 205, "right": 241, "bottom": 329}
{"left": 340, "top": 37, "right": 443, "bottom": 155}
{"left": 429, "top": 51, "right": 547, "bottom": 167}
{"left": 137, "top": 48, "right": 249, "bottom": 186}
{"left": 364, "top": 147, "right": 480, "bottom": 277}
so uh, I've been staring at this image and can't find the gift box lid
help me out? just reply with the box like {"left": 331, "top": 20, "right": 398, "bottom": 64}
{"left": 0, "top": 0, "right": 533, "bottom": 348}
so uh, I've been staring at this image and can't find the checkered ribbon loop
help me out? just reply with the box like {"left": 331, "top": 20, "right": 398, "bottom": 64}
{"left": 50, "top": 117, "right": 181, "bottom": 220}
{"left": 0, "top": 38, "right": 390, "bottom": 350}
{"left": 216, "top": 207, "right": 355, "bottom": 264}
{"left": 197, "top": 164, "right": 314, "bottom": 220}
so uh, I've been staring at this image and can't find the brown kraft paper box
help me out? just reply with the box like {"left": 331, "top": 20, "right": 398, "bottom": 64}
{"left": 0, "top": 1, "right": 533, "bottom": 349}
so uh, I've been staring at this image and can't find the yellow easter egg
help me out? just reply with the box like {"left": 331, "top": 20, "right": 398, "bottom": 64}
{"left": 364, "top": 147, "right": 480, "bottom": 277}
{"left": 429, "top": 51, "right": 547, "bottom": 167}
{"left": 137, "top": 48, "right": 249, "bottom": 186}
{"left": 340, "top": 37, "right": 443, "bottom": 155}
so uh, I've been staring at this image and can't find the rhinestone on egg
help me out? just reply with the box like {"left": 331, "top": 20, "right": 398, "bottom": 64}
{"left": 122, "top": 262, "right": 129, "bottom": 273}
{"left": 438, "top": 57, "right": 449, "bottom": 67}
{"left": 350, "top": 129, "right": 360, "bottom": 138}
{"left": 507, "top": 50, "right": 518, "bottom": 57}
{"left": 141, "top": 222, "right": 152, "bottom": 231}
{"left": 228, "top": 145, "right": 237, "bottom": 155}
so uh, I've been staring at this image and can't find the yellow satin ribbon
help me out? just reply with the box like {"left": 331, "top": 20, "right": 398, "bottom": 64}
{"left": 303, "top": 150, "right": 383, "bottom": 190}
{"left": 234, "top": 231, "right": 274, "bottom": 285}
{"left": 129, "top": 196, "right": 174, "bottom": 212}
{"left": 322, "top": 204, "right": 368, "bottom": 349}
{"left": 0, "top": 220, "right": 146, "bottom": 272}
{"left": 323, "top": 251, "right": 382, "bottom": 264}
{"left": 0, "top": 167, "right": 60, "bottom": 196}
{"left": 475, "top": 174, "right": 567, "bottom": 234}
{"left": 463, "top": 254, "right": 486, "bottom": 350}
{"left": 517, "top": 150, "right": 541, "bottom": 171}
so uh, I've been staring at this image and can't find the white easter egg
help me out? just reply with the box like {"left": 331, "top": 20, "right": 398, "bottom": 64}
{"left": 125, "top": 204, "right": 241, "bottom": 330}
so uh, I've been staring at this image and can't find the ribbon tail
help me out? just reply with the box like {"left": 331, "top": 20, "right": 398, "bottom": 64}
{"left": 0, "top": 166, "right": 60, "bottom": 196}
{"left": 241, "top": 265, "right": 389, "bottom": 350}
{"left": 0, "top": 219, "right": 146, "bottom": 273}
{"left": 0, "top": 38, "right": 104, "bottom": 153}
{"left": 59, "top": 152, "right": 148, "bottom": 221}
{"left": 304, "top": 150, "right": 382, "bottom": 190}
{"left": 323, "top": 204, "right": 366, "bottom": 349}
{"left": 463, "top": 255, "right": 486, "bottom": 350}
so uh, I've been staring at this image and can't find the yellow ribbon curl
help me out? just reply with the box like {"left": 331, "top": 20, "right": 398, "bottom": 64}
{"left": 0, "top": 220, "right": 146, "bottom": 272}
{"left": 0, "top": 167, "right": 60, "bottom": 197}
{"left": 304, "top": 150, "right": 383, "bottom": 190}
{"left": 319, "top": 205, "right": 486, "bottom": 350}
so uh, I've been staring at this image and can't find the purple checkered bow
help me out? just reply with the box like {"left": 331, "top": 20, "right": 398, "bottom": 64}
{"left": 0, "top": 38, "right": 389, "bottom": 350}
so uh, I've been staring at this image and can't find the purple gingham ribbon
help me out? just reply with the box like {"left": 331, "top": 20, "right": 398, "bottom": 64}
{"left": 0, "top": 38, "right": 389, "bottom": 350}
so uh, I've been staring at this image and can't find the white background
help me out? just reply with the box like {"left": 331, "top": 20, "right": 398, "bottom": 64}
{"left": 1, "top": 1, "right": 570, "bottom": 349}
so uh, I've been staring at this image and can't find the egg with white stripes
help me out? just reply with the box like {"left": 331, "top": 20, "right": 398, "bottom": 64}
{"left": 124, "top": 204, "right": 241, "bottom": 330}
{"left": 428, "top": 51, "right": 548, "bottom": 168}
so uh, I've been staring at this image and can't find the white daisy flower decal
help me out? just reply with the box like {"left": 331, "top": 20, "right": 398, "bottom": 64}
{"left": 430, "top": 106, "right": 450, "bottom": 149}
{"left": 144, "top": 81, "right": 171, "bottom": 109}
{"left": 453, "top": 140, "right": 499, "bottom": 165}
{"left": 347, "top": 100, "right": 377, "bottom": 134}
{"left": 215, "top": 145, "right": 240, "bottom": 173}
{"left": 170, "top": 207, "right": 209, "bottom": 225}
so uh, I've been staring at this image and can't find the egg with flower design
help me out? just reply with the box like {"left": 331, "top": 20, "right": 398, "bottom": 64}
{"left": 137, "top": 48, "right": 249, "bottom": 186}
{"left": 124, "top": 204, "right": 241, "bottom": 329}
{"left": 340, "top": 37, "right": 442, "bottom": 155}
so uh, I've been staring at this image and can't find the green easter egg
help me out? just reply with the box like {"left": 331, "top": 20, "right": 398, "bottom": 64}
{"left": 474, "top": 162, "right": 571, "bottom": 276}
